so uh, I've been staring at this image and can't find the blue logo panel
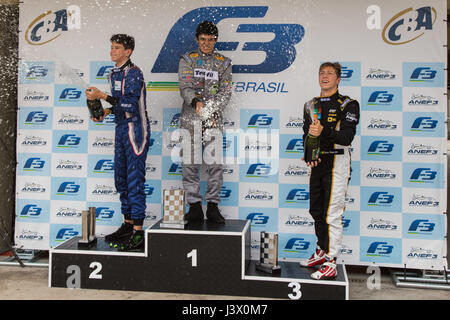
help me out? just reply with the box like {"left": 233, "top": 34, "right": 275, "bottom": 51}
{"left": 403, "top": 62, "right": 445, "bottom": 87}
{"left": 50, "top": 224, "right": 81, "bottom": 247}
{"left": 361, "top": 87, "right": 402, "bottom": 111}
{"left": 88, "top": 155, "right": 114, "bottom": 178}
{"left": 278, "top": 233, "right": 316, "bottom": 260}
{"left": 280, "top": 134, "right": 303, "bottom": 159}
{"left": 361, "top": 136, "right": 402, "bottom": 161}
{"left": 342, "top": 210, "right": 360, "bottom": 236}
{"left": 360, "top": 237, "right": 402, "bottom": 264}
{"left": 52, "top": 130, "right": 88, "bottom": 154}
{"left": 279, "top": 184, "right": 309, "bottom": 209}
{"left": 338, "top": 61, "right": 361, "bottom": 87}
{"left": 349, "top": 161, "right": 360, "bottom": 186}
{"left": 239, "top": 161, "right": 279, "bottom": 183}
{"left": 403, "top": 214, "right": 445, "bottom": 240}
{"left": 16, "top": 199, "right": 50, "bottom": 223}
{"left": 223, "top": 132, "right": 238, "bottom": 159}
{"left": 200, "top": 181, "right": 239, "bottom": 206}
{"left": 88, "top": 113, "right": 116, "bottom": 130}
{"left": 163, "top": 108, "right": 181, "bottom": 131}
{"left": 361, "top": 186, "right": 401, "bottom": 212}
{"left": 90, "top": 61, "right": 114, "bottom": 84}
{"left": 51, "top": 177, "right": 86, "bottom": 201}
{"left": 19, "top": 107, "right": 53, "bottom": 130}
{"left": 87, "top": 202, "right": 122, "bottom": 226}
{"left": 239, "top": 207, "right": 278, "bottom": 232}
{"left": 19, "top": 61, "right": 55, "bottom": 84}
{"left": 162, "top": 156, "right": 182, "bottom": 180}
{"left": 403, "top": 163, "right": 445, "bottom": 189}
{"left": 54, "top": 84, "right": 86, "bottom": 107}
{"left": 240, "top": 109, "right": 279, "bottom": 129}
{"left": 148, "top": 131, "right": 162, "bottom": 156}
{"left": 17, "top": 153, "right": 51, "bottom": 176}
{"left": 403, "top": 112, "right": 445, "bottom": 137}
{"left": 145, "top": 180, "right": 161, "bottom": 204}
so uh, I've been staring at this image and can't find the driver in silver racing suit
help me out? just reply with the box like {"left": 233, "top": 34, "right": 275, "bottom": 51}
{"left": 178, "top": 21, "right": 233, "bottom": 224}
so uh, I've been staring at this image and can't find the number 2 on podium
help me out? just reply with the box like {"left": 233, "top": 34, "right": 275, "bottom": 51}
{"left": 187, "top": 249, "right": 197, "bottom": 267}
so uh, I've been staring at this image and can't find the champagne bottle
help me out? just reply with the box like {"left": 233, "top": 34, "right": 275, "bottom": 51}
{"left": 304, "top": 107, "right": 320, "bottom": 163}
{"left": 86, "top": 96, "right": 104, "bottom": 121}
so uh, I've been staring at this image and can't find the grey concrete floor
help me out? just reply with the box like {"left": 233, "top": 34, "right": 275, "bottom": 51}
{"left": 0, "top": 257, "right": 449, "bottom": 301}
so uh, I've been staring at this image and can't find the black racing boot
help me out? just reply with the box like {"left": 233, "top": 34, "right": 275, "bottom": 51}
{"left": 186, "top": 202, "right": 204, "bottom": 223}
{"left": 118, "top": 229, "right": 145, "bottom": 252}
{"left": 104, "top": 222, "right": 133, "bottom": 243}
{"left": 206, "top": 202, "right": 225, "bottom": 224}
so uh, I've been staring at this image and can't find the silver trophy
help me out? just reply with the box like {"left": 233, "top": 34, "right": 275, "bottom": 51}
{"left": 160, "top": 189, "right": 187, "bottom": 229}
{"left": 78, "top": 207, "right": 97, "bottom": 247}
{"left": 255, "top": 232, "right": 281, "bottom": 274}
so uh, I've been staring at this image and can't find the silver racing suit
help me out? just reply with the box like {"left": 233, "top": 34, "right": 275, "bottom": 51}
{"left": 178, "top": 49, "right": 232, "bottom": 205}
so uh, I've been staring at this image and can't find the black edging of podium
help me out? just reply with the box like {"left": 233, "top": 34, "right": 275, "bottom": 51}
{"left": 49, "top": 219, "right": 348, "bottom": 300}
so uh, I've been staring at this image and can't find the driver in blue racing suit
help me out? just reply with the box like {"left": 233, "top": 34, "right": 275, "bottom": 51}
{"left": 86, "top": 34, "right": 150, "bottom": 252}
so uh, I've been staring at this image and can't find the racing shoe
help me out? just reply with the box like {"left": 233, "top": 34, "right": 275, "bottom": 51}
{"left": 186, "top": 202, "right": 204, "bottom": 224}
{"left": 118, "top": 229, "right": 145, "bottom": 252}
{"left": 299, "top": 247, "right": 326, "bottom": 267}
{"left": 311, "top": 257, "right": 337, "bottom": 280}
{"left": 104, "top": 222, "right": 133, "bottom": 243}
{"left": 206, "top": 202, "right": 225, "bottom": 224}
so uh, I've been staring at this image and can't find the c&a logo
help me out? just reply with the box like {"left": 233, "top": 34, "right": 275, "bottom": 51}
{"left": 152, "top": 6, "right": 304, "bottom": 74}
{"left": 382, "top": 6, "right": 437, "bottom": 45}
{"left": 25, "top": 6, "right": 81, "bottom": 45}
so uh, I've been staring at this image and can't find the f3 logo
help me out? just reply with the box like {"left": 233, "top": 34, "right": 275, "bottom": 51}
{"left": 152, "top": 6, "right": 304, "bottom": 74}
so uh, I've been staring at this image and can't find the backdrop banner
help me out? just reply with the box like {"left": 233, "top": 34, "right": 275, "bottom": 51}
{"left": 16, "top": 0, "right": 447, "bottom": 269}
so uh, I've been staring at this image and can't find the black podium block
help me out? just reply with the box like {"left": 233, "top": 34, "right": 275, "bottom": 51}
{"left": 49, "top": 219, "right": 348, "bottom": 299}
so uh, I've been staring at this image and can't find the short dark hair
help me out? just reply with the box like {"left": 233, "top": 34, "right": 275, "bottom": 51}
{"left": 195, "top": 21, "right": 218, "bottom": 39}
{"left": 110, "top": 34, "right": 135, "bottom": 51}
{"left": 319, "top": 62, "right": 342, "bottom": 78}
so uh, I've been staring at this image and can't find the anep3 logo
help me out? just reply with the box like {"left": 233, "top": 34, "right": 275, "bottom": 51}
{"left": 152, "top": 6, "right": 304, "bottom": 74}
{"left": 382, "top": 6, "right": 437, "bottom": 45}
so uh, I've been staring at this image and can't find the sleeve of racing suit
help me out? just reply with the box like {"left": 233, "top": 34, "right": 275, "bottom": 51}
{"left": 178, "top": 55, "right": 197, "bottom": 108}
{"left": 207, "top": 60, "right": 233, "bottom": 114}
{"left": 320, "top": 100, "right": 360, "bottom": 146}
{"left": 116, "top": 68, "right": 144, "bottom": 117}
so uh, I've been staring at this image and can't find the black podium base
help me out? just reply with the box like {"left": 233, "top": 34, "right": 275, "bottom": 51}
{"left": 49, "top": 219, "right": 348, "bottom": 300}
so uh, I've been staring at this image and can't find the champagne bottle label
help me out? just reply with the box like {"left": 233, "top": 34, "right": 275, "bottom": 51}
{"left": 304, "top": 134, "right": 320, "bottom": 162}
{"left": 304, "top": 103, "right": 321, "bottom": 163}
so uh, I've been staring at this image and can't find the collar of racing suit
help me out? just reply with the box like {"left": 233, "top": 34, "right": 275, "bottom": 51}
{"left": 112, "top": 59, "right": 132, "bottom": 73}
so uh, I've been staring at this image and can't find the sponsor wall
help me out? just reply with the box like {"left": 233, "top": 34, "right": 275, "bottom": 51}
{"left": 16, "top": 0, "right": 447, "bottom": 269}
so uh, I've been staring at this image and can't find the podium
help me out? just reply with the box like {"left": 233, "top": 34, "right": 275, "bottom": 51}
{"left": 49, "top": 219, "right": 348, "bottom": 299}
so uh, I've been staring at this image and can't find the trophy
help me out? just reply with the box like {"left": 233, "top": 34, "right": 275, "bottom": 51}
{"left": 255, "top": 232, "right": 281, "bottom": 274}
{"left": 160, "top": 189, "right": 187, "bottom": 229}
{"left": 304, "top": 99, "right": 320, "bottom": 163}
{"left": 78, "top": 207, "right": 97, "bottom": 247}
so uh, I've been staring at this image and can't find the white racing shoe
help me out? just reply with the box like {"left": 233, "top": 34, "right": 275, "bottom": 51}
{"left": 311, "top": 258, "right": 337, "bottom": 280}
{"left": 299, "top": 247, "right": 326, "bottom": 267}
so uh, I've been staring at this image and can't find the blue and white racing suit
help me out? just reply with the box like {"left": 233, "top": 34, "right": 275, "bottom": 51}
{"left": 106, "top": 59, "right": 150, "bottom": 226}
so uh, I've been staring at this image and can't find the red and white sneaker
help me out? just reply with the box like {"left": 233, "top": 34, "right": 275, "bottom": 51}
{"left": 311, "top": 258, "right": 337, "bottom": 280}
{"left": 299, "top": 248, "right": 326, "bottom": 267}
